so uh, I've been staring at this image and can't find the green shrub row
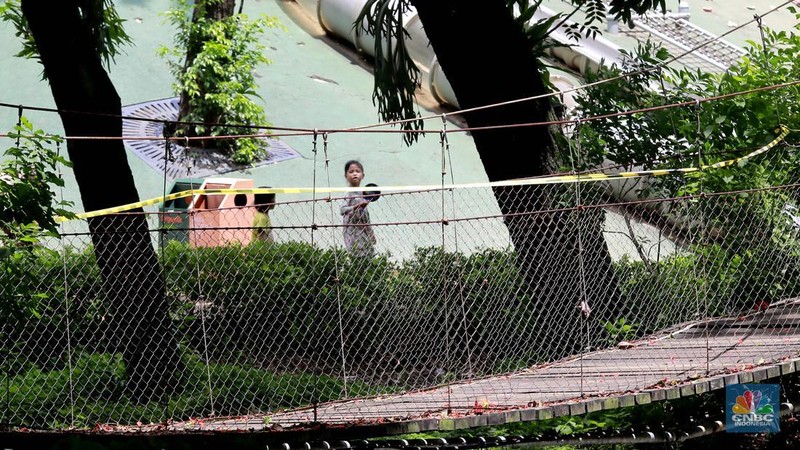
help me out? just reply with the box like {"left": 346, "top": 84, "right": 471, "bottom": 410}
{"left": 2, "top": 238, "right": 799, "bottom": 428}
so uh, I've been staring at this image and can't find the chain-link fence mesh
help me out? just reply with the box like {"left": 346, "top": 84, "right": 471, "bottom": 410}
{"left": 4, "top": 175, "right": 800, "bottom": 429}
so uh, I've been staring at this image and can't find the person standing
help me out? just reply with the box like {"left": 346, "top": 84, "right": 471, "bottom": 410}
{"left": 340, "top": 160, "right": 376, "bottom": 257}
{"left": 252, "top": 188, "right": 276, "bottom": 243}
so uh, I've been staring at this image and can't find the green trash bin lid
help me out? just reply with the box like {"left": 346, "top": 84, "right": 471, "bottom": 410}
{"left": 162, "top": 178, "right": 204, "bottom": 210}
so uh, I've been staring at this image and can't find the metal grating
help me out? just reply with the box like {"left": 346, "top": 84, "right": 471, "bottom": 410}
{"left": 622, "top": 14, "right": 746, "bottom": 73}
{"left": 121, "top": 97, "right": 301, "bottom": 180}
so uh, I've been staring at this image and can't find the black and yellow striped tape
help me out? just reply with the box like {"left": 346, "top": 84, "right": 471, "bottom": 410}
{"left": 62, "top": 126, "right": 788, "bottom": 221}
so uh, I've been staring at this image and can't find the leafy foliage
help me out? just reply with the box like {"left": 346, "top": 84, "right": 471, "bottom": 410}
{"left": 574, "top": 42, "right": 698, "bottom": 174}
{"left": 0, "top": 0, "right": 131, "bottom": 69}
{"left": 574, "top": 13, "right": 800, "bottom": 196}
{"left": 6, "top": 233, "right": 800, "bottom": 427}
{"left": 356, "top": 0, "right": 424, "bottom": 145}
{"left": 357, "top": 0, "right": 673, "bottom": 149}
{"left": 603, "top": 317, "right": 638, "bottom": 344}
{"left": 573, "top": 15, "right": 800, "bottom": 308}
{"left": 558, "top": 0, "right": 607, "bottom": 42}
{"left": 15, "top": 231, "right": 798, "bottom": 390}
{"left": 607, "top": 0, "right": 666, "bottom": 27}
{"left": 511, "top": 0, "right": 563, "bottom": 63}
{"left": 0, "top": 118, "right": 73, "bottom": 325}
{"left": 3, "top": 241, "right": 540, "bottom": 427}
{"left": 1, "top": 119, "right": 74, "bottom": 234}
{"left": 159, "top": 0, "right": 283, "bottom": 164}
{"left": 0, "top": 350, "right": 364, "bottom": 429}
{"left": 616, "top": 239, "right": 800, "bottom": 329}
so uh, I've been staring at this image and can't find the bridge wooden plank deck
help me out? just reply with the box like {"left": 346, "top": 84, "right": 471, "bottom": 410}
{"left": 182, "top": 299, "right": 800, "bottom": 434}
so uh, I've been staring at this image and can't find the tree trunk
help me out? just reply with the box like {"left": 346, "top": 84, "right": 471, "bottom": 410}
{"left": 177, "top": 0, "right": 237, "bottom": 137}
{"left": 410, "top": 0, "right": 620, "bottom": 359}
{"left": 21, "top": 0, "right": 181, "bottom": 402}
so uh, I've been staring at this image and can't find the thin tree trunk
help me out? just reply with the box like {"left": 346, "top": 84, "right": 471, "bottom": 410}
{"left": 177, "top": 0, "right": 237, "bottom": 141}
{"left": 22, "top": 0, "right": 181, "bottom": 402}
{"left": 410, "top": 0, "right": 620, "bottom": 358}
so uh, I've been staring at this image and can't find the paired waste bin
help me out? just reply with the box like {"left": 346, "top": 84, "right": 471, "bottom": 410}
{"left": 160, "top": 177, "right": 257, "bottom": 247}
{"left": 159, "top": 178, "right": 203, "bottom": 244}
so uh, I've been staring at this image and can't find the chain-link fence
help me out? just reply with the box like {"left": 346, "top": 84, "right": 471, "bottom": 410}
{"left": 3, "top": 177, "right": 800, "bottom": 429}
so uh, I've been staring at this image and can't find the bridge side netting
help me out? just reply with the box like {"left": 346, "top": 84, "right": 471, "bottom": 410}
{"left": 2, "top": 180, "right": 800, "bottom": 428}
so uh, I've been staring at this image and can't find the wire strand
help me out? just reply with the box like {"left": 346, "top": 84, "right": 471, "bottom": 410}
{"left": 2, "top": 79, "right": 797, "bottom": 143}
{"left": 0, "top": 0, "right": 794, "bottom": 141}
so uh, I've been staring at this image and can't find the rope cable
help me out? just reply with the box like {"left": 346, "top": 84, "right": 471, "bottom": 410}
{"left": 160, "top": 127, "right": 172, "bottom": 248}
{"left": 194, "top": 214, "right": 216, "bottom": 416}
{"left": 14, "top": 106, "right": 22, "bottom": 148}
{"left": 0, "top": 76, "right": 800, "bottom": 149}
{"left": 0, "top": 0, "right": 796, "bottom": 143}
{"left": 39, "top": 122, "right": 789, "bottom": 226}
{"left": 3, "top": 105, "right": 25, "bottom": 426}
{"left": 442, "top": 114, "right": 474, "bottom": 378}
{"left": 57, "top": 140, "right": 76, "bottom": 428}
{"left": 341, "top": 0, "right": 796, "bottom": 132}
{"left": 321, "top": 133, "right": 349, "bottom": 399}
{"left": 657, "top": 66, "right": 679, "bottom": 139}
{"left": 755, "top": 14, "right": 787, "bottom": 128}
{"left": 51, "top": 181, "right": 800, "bottom": 238}
{"left": 570, "top": 120, "right": 589, "bottom": 397}
{"left": 690, "top": 100, "right": 711, "bottom": 375}
{"left": 173, "top": 129, "right": 215, "bottom": 415}
{"left": 438, "top": 118, "right": 452, "bottom": 414}
{"left": 4, "top": 79, "right": 797, "bottom": 145}
{"left": 309, "top": 129, "right": 321, "bottom": 421}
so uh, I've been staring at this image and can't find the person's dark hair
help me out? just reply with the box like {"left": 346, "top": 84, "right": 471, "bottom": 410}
{"left": 344, "top": 160, "right": 363, "bottom": 174}
{"left": 234, "top": 194, "right": 248, "bottom": 207}
{"left": 254, "top": 186, "right": 276, "bottom": 213}
{"left": 364, "top": 183, "right": 381, "bottom": 202}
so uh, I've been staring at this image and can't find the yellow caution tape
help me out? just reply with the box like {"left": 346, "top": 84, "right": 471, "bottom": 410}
{"left": 62, "top": 126, "right": 788, "bottom": 221}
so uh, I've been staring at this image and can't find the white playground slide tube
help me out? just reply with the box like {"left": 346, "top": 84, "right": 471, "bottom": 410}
{"left": 292, "top": 0, "right": 684, "bottom": 259}
{"left": 296, "top": 0, "right": 625, "bottom": 110}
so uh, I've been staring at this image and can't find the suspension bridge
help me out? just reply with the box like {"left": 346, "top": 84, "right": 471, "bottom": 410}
{"left": 157, "top": 298, "right": 800, "bottom": 436}
{"left": 1, "top": 0, "right": 800, "bottom": 443}
{"left": 5, "top": 161, "right": 800, "bottom": 440}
